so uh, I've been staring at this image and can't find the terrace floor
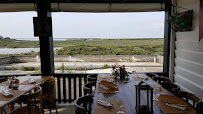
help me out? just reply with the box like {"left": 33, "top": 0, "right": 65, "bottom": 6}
{"left": 4, "top": 104, "right": 75, "bottom": 114}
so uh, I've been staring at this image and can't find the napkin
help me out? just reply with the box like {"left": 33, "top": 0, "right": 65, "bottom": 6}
{"left": 1, "top": 90, "right": 13, "bottom": 97}
{"left": 97, "top": 100, "right": 113, "bottom": 108}
{"left": 99, "top": 84, "right": 111, "bottom": 90}
{"left": 99, "top": 75, "right": 106, "bottom": 79}
{"left": 166, "top": 102, "right": 187, "bottom": 110}
{"left": 28, "top": 78, "right": 36, "bottom": 83}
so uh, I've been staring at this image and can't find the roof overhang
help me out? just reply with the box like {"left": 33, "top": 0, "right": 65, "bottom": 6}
{"left": 0, "top": 0, "right": 166, "bottom": 12}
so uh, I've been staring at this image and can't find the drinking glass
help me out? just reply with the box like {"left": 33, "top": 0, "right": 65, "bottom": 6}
{"left": 2, "top": 83, "right": 8, "bottom": 92}
{"left": 117, "top": 99, "right": 125, "bottom": 114}
{"left": 27, "top": 74, "right": 31, "bottom": 81}
{"left": 153, "top": 87, "right": 160, "bottom": 101}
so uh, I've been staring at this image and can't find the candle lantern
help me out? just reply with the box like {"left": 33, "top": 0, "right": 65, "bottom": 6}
{"left": 135, "top": 81, "right": 153, "bottom": 114}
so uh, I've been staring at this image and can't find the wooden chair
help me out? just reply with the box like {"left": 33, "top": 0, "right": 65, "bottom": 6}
{"left": 10, "top": 86, "right": 42, "bottom": 114}
{"left": 74, "top": 95, "right": 93, "bottom": 114}
{"left": 178, "top": 91, "right": 202, "bottom": 113}
{"left": 87, "top": 74, "right": 98, "bottom": 83}
{"left": 145, "top": 73, "right": 158, "bottom": 78}
{"left": 161, "top": 82, "right": 180, "bottom": 96}
{"left": 83, "top": 81, "right": 96, "bottom": 95}
{"left": 41, "top": 78, "right": 58, "bottom": 114}
{"left": 152, "top": 76, "right": 171, "bottom": 85}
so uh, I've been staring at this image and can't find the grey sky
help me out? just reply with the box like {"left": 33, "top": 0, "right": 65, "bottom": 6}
{"left": 0, "top": 11, "right": 164, "bottom": 39}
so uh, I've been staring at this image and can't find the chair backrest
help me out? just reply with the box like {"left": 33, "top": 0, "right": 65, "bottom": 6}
{"left": 0, "top": 77, "right": 7, "bottom": 83}
{"left": 87, "top": 74, "right": 98, "bottom": 83}
{"left": 145, "top": 73, "right": 158, "bottom": 78}
{"left": 83, "top": 82, "right": 96, "bottom": 95}
{"left": 11, "top": 86, "right": 42, "bottom": 114}
{"left": 152, "top": 76, "right": 171, "bottom": 85}
{"left": 162, "top": 82, "right": 180, "bottom": 96}
{"left": 26, "top": 86, "right": 42, "bottom": 114}
{"left": 178, "top": 91, "right": 202, "bottom": 113}
{"left": 74, "top": 95, "right": 93, "bottom": 114}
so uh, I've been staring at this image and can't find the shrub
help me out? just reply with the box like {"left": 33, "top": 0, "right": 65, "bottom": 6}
{"left": 61, "top": 63, "right": 65, "bottom": 73}
{"left": 21, "top": 66, "right": 35, "bottom": 71}
{"left": 5, "top": 67, "right": 16, "bottom": 70}
{"left": 101, "top": 64, "right": 111, "bottom": 69}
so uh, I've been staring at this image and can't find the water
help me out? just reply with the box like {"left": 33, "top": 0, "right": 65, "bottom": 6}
{"left": 0, "top": 47, "right": 62, "bottom": 54}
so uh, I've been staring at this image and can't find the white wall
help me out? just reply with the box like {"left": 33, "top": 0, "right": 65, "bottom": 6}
{"left": 171, "top": 0, "right": 203, "bottom": 98}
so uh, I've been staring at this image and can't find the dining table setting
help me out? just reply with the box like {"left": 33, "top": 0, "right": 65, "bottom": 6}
{"left": 0, "top": 75, "right": 53, "bottom": 111}
{"left": 91, "top": 73, "right": 197, "bottom": 114}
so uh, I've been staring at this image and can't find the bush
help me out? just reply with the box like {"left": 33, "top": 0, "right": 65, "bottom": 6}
{"left": 61, "top": 63, "right": 65, "bottom": 73}
{"left": 21, "top": 66, "right": 35, "bottom": 71}
{"left": 5, "top": 67, "right": 16, "bottom": 70}
{"left": 101, "top": 64, "right": 111, "bottom": 69}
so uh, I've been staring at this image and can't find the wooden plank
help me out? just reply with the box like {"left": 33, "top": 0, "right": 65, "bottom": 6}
{"left": 57, "top": 76, "right": 61, "bottom": 103}
{"left": 74, "top": 77, "right": 77, "bottom": 100}
{"left": 174, "top": 74, "right": 203, "bottom": 98}
{"left": 175, "top": 58, "right": 203, "bottom": 75}
{"left": 174, "top": 67, "right": 203, "bottom": 87}
{"left": 63, "top": 77, "right": 66, "bottom": 103}
{"left": 175, "top": 50, "right": 203, "bottom": 64}
{"left": 68, "top": 77, "right": 72, "bottom": 103}
{"left": 79, "top": 77, "right": 82, "bottom": 97}
{"left": 175, "top": 41, "right": 202, "bottom": 52}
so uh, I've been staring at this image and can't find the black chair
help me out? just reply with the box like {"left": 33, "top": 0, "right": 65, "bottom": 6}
{"left": 83, "top": 81, "right": 96, "bottom": 95}
{"left": 178, "top": 91, "right": 202, "bottom": 113}
{"left": 152, "top": 76, "right": 171, "bottom": 85}
{"left": 74, "top": 95, "right": 93, "bottom": 114}
{"left": 161, "top": 82, "right": 180, "bottom": 96}
{"left": 87, "top": 74, "right": 98, "bottom": 83}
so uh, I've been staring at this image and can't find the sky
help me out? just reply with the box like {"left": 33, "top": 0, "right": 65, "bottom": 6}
{"left": 0, "top": 11, "right": 165, "bottom": 40}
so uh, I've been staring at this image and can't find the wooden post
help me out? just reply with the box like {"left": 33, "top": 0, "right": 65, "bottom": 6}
{"left": 163, "top": 0, "right": 172, "bottom": 77}
{"left": 34, "top": 0, "right": 54, "bottom": 76}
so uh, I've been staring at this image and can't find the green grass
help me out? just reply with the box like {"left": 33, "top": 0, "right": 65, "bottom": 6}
{"left": 0, "top": 38, "right": 164, "bottom": 56}
{"left": 21, "top": 66, "right": 35, "bottom": 71}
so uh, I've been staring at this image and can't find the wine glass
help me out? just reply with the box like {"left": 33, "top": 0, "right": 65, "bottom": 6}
{"left": 117, "top": 99, "right": 125, "bottom": 114}
{"left": 153, "top": 86, "right": 160, "bottom": 101}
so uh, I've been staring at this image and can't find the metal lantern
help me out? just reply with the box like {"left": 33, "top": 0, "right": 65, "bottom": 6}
{"left": 135, "top": 81, "right": 153, "bottom": 114}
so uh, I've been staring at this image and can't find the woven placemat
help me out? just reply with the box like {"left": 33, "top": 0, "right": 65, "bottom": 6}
{"left": 95, "top": 99, "right": 126, "bottom": 114}
{"left": 0, "top": 90, "right": 25, "bottom": 101}
{"left": 154, "top": 95, "right": 196, "bottom": 114}
{"left": 98, "top": 86, "right": 119, "bottom": 93}
{"left": 133, "top": 76, "right": 152, "bottom": 81}
{"left": 19, "top": 79, "right": 42, "bottom": 85}
{"left": 97, "top": 75, "right": 114, "bottom": 81}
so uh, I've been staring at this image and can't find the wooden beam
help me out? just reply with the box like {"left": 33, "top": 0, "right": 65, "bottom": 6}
{"left": 163, "top": 0, "right": 171, "bottom": 77}
{"left": 35, "top": 0, "right": 54, "bottom": 76}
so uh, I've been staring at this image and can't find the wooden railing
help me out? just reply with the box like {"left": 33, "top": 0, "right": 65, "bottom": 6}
{"left": 0, "top": 73, "right": 95, "bottom": 104}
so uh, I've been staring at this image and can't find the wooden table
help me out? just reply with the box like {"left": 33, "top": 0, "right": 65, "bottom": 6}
{"left": 92, "top": 74, "right": 196, "bottom": 114}
{"left": 0, "top": 76, "right": 52, "bottom": 110}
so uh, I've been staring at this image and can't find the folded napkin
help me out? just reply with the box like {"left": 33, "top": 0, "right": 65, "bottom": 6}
{"left": 1, "top": 90, "right": 13, "bottom": 97}
{"left": 166, "top": 102, "right": 187, "bottom": 110}
{"left": 99, "top": 84, "right": 111, "bottom": 90}
{"left": 28, "top": 78, "right": 36, "bottom": 83}
{"left": 97, "top": 100, "right": 113, "bottom": 108}
{"left": 99, "top": 75, "right": 106, "bottom": 79}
